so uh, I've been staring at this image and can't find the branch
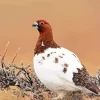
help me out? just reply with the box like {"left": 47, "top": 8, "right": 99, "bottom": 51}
{"left": 11, "top": 47, "right": 20, "bottom": 63}
{"left": 1, "top": 42, "right": 10, "bottom": 64}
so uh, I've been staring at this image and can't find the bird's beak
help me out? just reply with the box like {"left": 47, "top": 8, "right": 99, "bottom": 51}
{"left": 32, "top": 21, "right": 39, "bottom": 29}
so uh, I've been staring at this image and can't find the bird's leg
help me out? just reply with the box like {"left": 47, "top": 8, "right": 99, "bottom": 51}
{"left": 52, "top": 92, "right": 65, "bottom": 100}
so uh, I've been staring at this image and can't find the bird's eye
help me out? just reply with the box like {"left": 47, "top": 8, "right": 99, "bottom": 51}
{"left": 40, "top": 22, "right": 44, "bottom": 25}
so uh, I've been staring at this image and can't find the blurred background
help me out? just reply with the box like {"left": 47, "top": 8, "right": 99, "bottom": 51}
{"left": 0, "top": 0, "right": 100, "bottom": 88}
{"left": 0, "top": 0, "right": 100, "bottom": 99}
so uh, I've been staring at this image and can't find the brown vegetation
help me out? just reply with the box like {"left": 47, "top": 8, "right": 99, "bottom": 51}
{"left": 0, "top": 43, "right": 100, "bottom": 100}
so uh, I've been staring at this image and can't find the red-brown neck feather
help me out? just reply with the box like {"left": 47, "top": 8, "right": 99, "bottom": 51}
{"left": 34, "top": 26, "right": 60, "bottom": 55}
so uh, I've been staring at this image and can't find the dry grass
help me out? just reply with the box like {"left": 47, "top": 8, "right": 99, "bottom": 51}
{"left": 0, "top": 89, "right": 100, "bottom": 100}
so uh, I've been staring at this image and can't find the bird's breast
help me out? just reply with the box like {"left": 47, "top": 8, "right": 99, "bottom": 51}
{"left": 33, "top": 47, "right": 83, "bottom": 92}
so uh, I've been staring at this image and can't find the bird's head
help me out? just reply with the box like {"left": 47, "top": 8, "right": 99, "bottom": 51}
{"left": 33, "top": 20, "right": 59, "bottom": 54}
{"left": 32, "top": 20, "right": 52, "bottom": 33}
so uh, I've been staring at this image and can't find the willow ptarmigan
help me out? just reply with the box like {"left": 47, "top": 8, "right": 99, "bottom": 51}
{"left": 32, "top": 20, "right": 100, "bottom": 99}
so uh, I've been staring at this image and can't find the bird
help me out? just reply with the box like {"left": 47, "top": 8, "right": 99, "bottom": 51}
{"left": 32, "top": 20, "right": 100, "bottom": 99}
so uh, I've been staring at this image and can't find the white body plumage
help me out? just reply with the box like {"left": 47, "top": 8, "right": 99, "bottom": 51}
{"left": 34, "top": 47, "right": 91, "bottom": 93}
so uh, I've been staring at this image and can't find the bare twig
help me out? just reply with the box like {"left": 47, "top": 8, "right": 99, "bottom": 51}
{"left": 11, "top": 47, "right": 20, "bottom": 63}
{"left": 1, "top": 42, "right": 10, "bottom": 64}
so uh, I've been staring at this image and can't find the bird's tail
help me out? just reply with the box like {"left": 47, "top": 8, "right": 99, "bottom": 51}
{"left": 85, "top": 82, "right": 100, "bottom": 95}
